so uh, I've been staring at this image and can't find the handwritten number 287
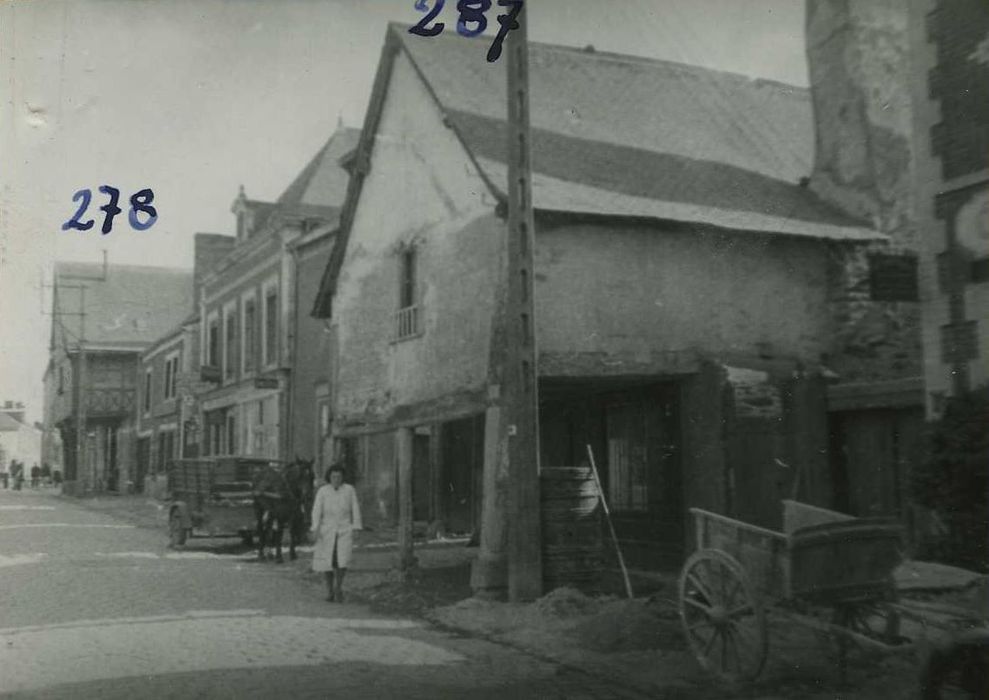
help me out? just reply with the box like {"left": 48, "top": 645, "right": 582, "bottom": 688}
{"left": 410, "top": 0, "right": 522, "bottom": 62}
{"left": 62, "top": 186, "right": 157, "bottom": 233}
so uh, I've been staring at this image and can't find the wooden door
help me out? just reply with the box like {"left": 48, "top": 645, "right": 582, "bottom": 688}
{"left": 136, "top": 438, "right": 150, "bottom": 493}
{"left": 441, "top": 415, "right": 483, "bottom": 535}
{"left": 412, "top": 432, "right": 431, "bottom": 522}
{"left": 604, "top": 385, "right": 682, "bottom": 571}
{"left": 829, "top": 407, "right": 924, "bottom": 517}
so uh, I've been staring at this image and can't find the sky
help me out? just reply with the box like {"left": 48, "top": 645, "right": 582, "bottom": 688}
{"left": 0, "top": 0, "right": 809, "bottom": 423}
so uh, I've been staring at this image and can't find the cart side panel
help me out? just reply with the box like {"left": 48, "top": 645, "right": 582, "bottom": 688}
{"left": 691, "top": 508, "right": 789, "bottom": 600}
{"left": 788, "top": 519, "right": 903, "bottom": 602}
{"left": 782, "top": 500, "right": 854, "bottom": 535}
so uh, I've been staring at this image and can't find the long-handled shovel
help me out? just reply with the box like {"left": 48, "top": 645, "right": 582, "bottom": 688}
{"left": 586, "top": 444, "right": 634, "bottom": 600}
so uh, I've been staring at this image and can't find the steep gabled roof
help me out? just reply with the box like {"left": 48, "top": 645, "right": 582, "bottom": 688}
{"left": 0, "top": 413, "right": 26, "bottom": 432}
{"left": 312, "top": 24, "right": 880, "bottom": 317}
{"left": 278, "top": 125, "right": 361, "bottom": 211}
{"left": 52, "top": 262, "right": 194, "bottom": 351}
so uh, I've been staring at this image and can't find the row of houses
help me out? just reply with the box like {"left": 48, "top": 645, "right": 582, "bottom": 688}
{"left": 43, "top": 122, "right": 358, "bottom": 498}
{"left": 42, "top": 3, "right": 987, "bottom": 593}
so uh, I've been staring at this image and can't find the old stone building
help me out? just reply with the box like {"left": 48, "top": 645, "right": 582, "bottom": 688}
{"left": 805, "top": 0, "right": 928, "bottom": 521}
{"left": 310, "top": 24, "right": 919, "bottom": 592}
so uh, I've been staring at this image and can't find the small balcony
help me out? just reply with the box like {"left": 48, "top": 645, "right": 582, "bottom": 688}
{"left": 394, "top": 305, "right": 421, "bottom": 341}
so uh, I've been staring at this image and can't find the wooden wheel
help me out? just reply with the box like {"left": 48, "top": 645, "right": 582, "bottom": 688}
{"left": 678, "top": 549, "right": 768, "bottom": 682}
{"left": 168, "top": 510, "right": 187, "bottom": 548}
{"left": 920, "top": 631, "right": 989, "bottom": 700}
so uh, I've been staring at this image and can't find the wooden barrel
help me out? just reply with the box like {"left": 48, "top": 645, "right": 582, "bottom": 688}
{"left": 540, "top": 467, "right": 603, "bottom": 592}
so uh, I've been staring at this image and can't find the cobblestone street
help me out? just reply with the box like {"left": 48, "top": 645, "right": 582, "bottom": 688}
{"left": 0, "top": 489, "right": 652, "bottom": 699}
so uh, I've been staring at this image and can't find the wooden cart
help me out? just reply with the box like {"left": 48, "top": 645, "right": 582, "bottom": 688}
{"left": 165, "top": 457, "right": 282, "bottom": 547}
{"left": 678, "top": 500, "right": 908, "bottom": 682}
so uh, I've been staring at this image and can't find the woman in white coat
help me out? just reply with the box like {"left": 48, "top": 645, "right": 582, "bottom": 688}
{"left": 310, "top": 463, "right": 362, "bottom": 601}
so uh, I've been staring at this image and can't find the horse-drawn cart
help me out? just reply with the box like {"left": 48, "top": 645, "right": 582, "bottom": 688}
{"left": 678, "top": 500, "right": 989, "bottom": 694}
{"left": 165, "top": 457, "right": 282, "bottom": 547}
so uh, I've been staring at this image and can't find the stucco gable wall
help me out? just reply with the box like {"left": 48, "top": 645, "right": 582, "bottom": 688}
{"left": 535, "top": 223, "right": 833, "bottom": 373}
{"left": 332, "top": 51, "right": 503, "bottom": 426}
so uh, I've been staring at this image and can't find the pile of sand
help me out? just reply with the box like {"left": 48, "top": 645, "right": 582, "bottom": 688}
{"left": 573, "top": 597, "right": 682, "bottom": 652}
{"left": 533, "top": 586, "right": 605, "bottom": 617}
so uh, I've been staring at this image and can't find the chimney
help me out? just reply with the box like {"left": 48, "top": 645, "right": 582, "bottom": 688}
{"left": 805, "top": 0, "right": 916, "bottom": 250}
{"left": 193, "top": 233, "right": 236, "bottom": 311}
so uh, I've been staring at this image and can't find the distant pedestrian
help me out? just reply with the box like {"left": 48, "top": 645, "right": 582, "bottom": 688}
{"left": 310, "top": 463, "right": 362, "bottom": 603}
{"left": 0, "top": 462, "right": 7, "bottom": 489}
{"left": 52, "top": 469, "right": 63, "bottom": 486}
{"left": 30, "top": 464, "right": 40, "bottom": 488}
{"left": 12, "top": 461, "right": 23, "bottom": 491}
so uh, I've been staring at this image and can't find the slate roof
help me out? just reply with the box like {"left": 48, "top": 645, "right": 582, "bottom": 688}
{"left": 395, "top": 26, "right": 876, "bottom": 241}
{"left": 0, "top": 413, "right": 26, "bottom": 432}
{"left": 52, "top": 262, "right": 194, "bottom": 351}
{"left": 312, "top": 25, "right": 881, "bottom": 316}
{"left": 277, "top": 125, "right": 361, "bottom": 211}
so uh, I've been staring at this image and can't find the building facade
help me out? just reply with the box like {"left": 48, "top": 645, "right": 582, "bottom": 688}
{"left": 909, "top": 0, "right": 989, "bottom": 413}
{"left": 196, "top": 125, "right": 357, "bottom": 467}
{"left": 42, "top": 261, "right": 193, "bottom": 493}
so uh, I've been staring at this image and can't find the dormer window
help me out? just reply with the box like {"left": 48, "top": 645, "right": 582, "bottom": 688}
{"left": 236, "top": 210, "right": 255, "bottom": 241}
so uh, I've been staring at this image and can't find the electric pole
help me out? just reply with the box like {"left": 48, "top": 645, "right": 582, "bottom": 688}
{"left": 504, "top": 2, "right": 543, "bottom": 602}
{"left": 76, "top": 285, "right": 88, "bottom": 491}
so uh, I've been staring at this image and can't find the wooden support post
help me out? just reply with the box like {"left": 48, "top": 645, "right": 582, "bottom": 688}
{"left": 471, "top": 401, "right": 509, "bottom": 598}
{"left": 396, "top": 426, "right": 417, "bottom": 573}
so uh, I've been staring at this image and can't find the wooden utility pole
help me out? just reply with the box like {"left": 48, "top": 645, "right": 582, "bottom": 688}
{"left": 75, "top": 285, "right": 88, "bottom": 491}
{"left": 504, "top": 3, "right": 542, "bottom": 602}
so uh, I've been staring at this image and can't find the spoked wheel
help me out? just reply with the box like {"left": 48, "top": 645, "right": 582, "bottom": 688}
{"left": 168, "top": 510, "right": 187, "bottom": 548}
{"left": 678, "top": 549, "right": 768, "bottom": 682}
{"left": 920, "top": 632, "right": 989, "bottom": 700}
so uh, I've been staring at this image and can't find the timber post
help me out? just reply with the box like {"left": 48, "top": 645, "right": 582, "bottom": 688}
{"left": 504, "top": 2, "right": 543, "bottom": 602}
{"left": 395, "top": 426, "right": 418, "bottom": 573}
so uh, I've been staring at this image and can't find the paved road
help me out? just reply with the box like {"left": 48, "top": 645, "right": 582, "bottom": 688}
{"left": 0, "top": 489, "right": 650, "bottom": 699}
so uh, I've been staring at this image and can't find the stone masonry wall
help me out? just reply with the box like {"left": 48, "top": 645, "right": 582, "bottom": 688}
{"left": 807, "top": 0, "right": 923, "bottom": 384}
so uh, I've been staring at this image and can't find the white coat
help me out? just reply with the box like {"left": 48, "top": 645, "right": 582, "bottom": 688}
{"left": 310, "top": 482, "right": 362, "bottom": 570}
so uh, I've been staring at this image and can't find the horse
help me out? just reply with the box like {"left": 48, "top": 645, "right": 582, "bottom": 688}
{"left": 252, "top": 458, "right": 315, "bottom": 563}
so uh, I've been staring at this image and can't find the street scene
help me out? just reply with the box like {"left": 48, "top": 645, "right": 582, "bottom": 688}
{"left": 1, "top": 0, "right": 988, "bottom": 698}
{"left": 0, "top": 487, "right": 659, "bottom": 699}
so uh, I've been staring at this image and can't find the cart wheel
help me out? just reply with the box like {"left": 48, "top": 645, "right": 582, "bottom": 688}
{"left": 678, "top": 549, "right": 768, "bottom": 683}
{"left": 920, "top": 631, "right": 989, "bottom": 700}
{"left": 168, "top": 510, "right": 187, "bottom": 548}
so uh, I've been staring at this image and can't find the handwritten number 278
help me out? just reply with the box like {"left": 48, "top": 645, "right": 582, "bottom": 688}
{"left": 62, "top": 186, "right": 157, "bottom": 233}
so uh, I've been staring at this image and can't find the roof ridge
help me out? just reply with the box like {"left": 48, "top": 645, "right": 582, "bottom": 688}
{"left": 388, "top": 22, "right": 808, "bottom": 95}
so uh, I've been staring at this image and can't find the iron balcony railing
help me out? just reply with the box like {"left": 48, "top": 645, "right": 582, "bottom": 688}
{"left": 395, "top": 305, "right": 420, "bottom": 340}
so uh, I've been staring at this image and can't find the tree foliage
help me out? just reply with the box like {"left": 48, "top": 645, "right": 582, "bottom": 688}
{"left": 911, "top": 385, "right": 989, "bottom": 571}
